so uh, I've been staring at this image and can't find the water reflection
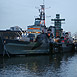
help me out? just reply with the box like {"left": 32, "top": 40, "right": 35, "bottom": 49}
{"left": 0, "top": 52, "right": 77, "bottom": 77}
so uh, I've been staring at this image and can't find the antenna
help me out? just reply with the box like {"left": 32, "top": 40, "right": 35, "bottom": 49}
{"left": 43, "top": 0, "right": 44, "bottom": 5}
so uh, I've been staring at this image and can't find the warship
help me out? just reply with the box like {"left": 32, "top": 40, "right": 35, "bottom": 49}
{"left": 3, "top": 2, "right": 51, "bottom": 55}
{"left": 0, "top": 1, "right": 75, "bottom": 56}
{"left": 50, "top": 14, "right": 74, "bottom": 53}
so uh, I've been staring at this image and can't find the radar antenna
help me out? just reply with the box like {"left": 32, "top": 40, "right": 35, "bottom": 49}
{"left": 43, "top": 0, "right": 44, "bottom": 5}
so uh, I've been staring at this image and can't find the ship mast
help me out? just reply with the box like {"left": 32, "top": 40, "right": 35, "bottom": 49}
{"left": 35, "top": 0, "right": 45, "bottom": 27}
{"left": 51, "top": 14, "right": 65, "bottom": 38}
{"left": 43, "top": 0, "right": 44, "bottom": 5}
{"left": 39, "top": 0, "right": 45, "bottom": 26}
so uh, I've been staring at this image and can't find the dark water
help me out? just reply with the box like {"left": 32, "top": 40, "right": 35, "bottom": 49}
{"left": 0, "top": 53, "right": 77, "bottom": 77}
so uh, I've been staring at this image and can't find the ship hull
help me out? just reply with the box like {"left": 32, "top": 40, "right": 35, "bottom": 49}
{"left": 62, "top": 44, "right": 73, "bottom": 52}
{"left": 50, "top": 43, "right": 74, "bottom": 53}
{"left": 0, "top": 37, "right": 4, "bottom": 55}
{"left": 4, "top": 41, "right": 49, "bottom": 55}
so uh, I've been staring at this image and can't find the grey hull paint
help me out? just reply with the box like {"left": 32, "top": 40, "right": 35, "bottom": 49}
{"left": 5, "top": 42, "right": 49, "bottom": 55}
{"left": 52, "top": 43, "right": 73, "bottom": 53}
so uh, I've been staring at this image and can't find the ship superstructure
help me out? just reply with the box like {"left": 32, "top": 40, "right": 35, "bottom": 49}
{"left": 27, "top": 2, "right": 47, "bottom": 38}
{"left": 51, "top": 14, "right": 65, "bottom": 38}
{"left": 39, "top": 4, "right": 45, "bottom": 26}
